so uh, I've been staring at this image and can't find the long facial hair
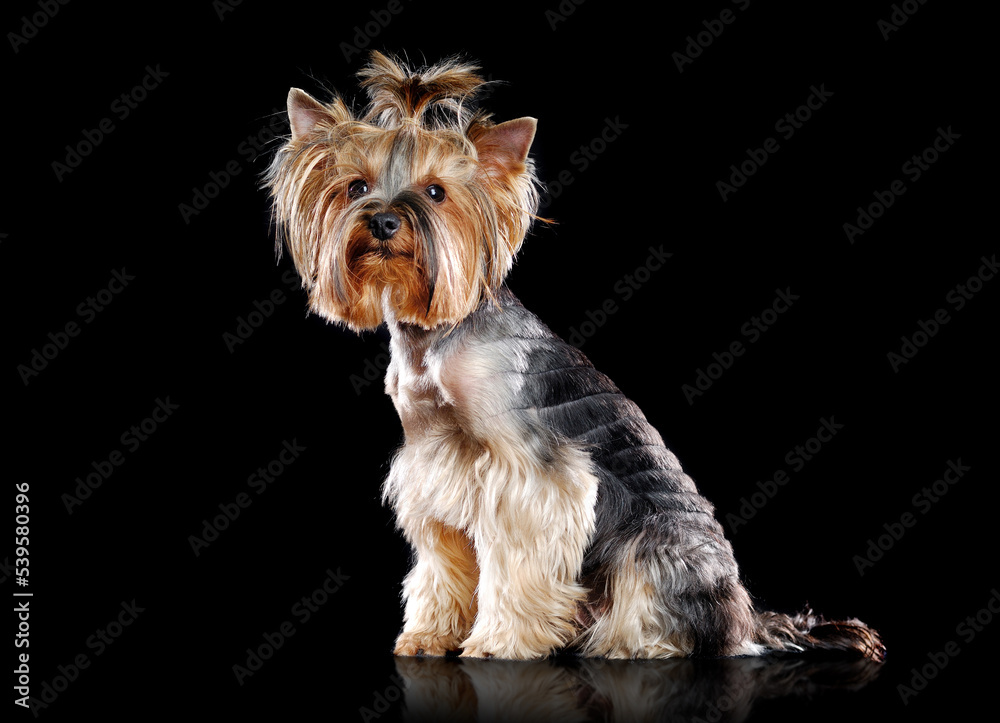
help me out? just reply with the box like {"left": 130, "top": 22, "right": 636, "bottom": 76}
{"left": 265, "top": 52, "right": 541, "bottom": 331}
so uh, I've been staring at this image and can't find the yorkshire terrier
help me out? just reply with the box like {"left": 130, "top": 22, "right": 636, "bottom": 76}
{"left": 266, "top": 52, "right": 885, "bottom": 661}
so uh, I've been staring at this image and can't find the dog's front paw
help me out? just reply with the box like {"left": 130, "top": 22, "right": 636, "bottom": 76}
{"left": 457, "top": 642, "right": 494, "bottom": 659}
{"left": 458, "top": 600, "right": 578, "bottom": 659}
{"left": 394, "top": 631, "right": 461, "bottom": 657}
{"left": 458, "top": 632, "right": 549, "bottom": 660}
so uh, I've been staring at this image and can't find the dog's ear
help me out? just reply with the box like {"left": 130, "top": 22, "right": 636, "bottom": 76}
{"left": 287, "top": 89, "right": 325, "bottom": 140}
{"left": 474, "top": 117, "right": 537, "bottom": 170}
{"left": 287, "top": 88, "right": 350, "bottom": 141}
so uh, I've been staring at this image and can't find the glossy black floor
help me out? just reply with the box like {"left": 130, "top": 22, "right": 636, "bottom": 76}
{"left": 6, "top": 1, "right": 993, "bottom": 720}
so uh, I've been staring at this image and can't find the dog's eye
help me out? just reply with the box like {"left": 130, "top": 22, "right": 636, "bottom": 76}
{"left": 348, "top": 179, "right": 369, "bottom": 199}
{"left": 426, "top": 184, "right": 446, "bottom": 203}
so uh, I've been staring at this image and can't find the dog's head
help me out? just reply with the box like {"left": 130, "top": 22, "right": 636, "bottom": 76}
{"left": 266, "top": 52, "right": 540, "bottom": 331}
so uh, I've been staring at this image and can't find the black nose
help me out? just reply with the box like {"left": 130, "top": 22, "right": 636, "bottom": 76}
{"left": 369, "top": 212, "right": 401, "bottom": 241}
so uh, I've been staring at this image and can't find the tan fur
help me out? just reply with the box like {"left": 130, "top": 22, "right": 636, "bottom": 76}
{"left": 393, "top": 522, "right": 478, "bottom": 656}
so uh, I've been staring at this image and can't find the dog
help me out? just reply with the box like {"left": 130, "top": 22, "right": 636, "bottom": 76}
{"left": 266, "top": 51, "right": 885, "bottom": 661}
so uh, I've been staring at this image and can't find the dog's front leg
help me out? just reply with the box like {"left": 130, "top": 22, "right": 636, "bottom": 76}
{"left": 461, "top": 451, "right": 597, "bottom": 660}
{"left": 394, "top": 521, "right": 479, "bottom": 656}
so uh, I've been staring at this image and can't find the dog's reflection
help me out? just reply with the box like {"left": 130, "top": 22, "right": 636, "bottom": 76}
{"left": 394, "top": 653, "right": 881, "bottom": 722}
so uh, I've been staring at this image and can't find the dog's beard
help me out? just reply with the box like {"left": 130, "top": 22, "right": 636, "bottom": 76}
{"left": 309, "top": 197, "right": 487, "bottom": 331}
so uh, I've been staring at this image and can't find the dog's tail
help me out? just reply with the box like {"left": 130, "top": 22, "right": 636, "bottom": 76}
{"left": 754, "top": 608, "right": 886, "bottom": 662}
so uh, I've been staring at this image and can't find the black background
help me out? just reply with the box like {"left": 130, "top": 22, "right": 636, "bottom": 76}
{"left": 4, "top": 0, "right": 995, "bottom": 720}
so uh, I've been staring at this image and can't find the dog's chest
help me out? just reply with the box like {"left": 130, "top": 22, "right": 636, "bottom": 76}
{"left": 382, "top": 335, "right": 532, "bottom": 530}
{"left": 385, "top": 341, "right": 459, "bottom": 438}
{"left": 382, "top": 342, "right": 480, "bottom": 525}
